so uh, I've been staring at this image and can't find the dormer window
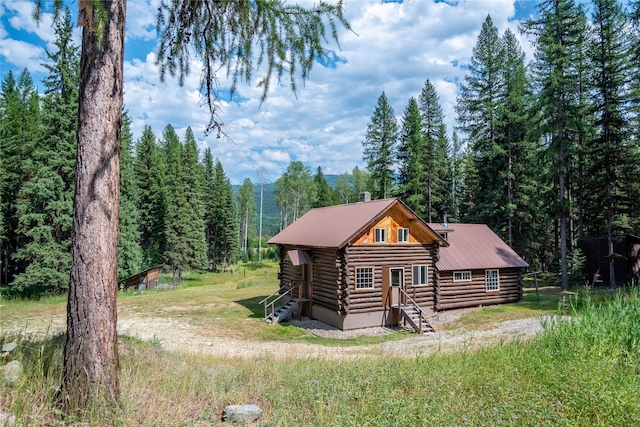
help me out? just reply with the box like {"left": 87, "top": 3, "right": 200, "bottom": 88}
{"left": 398, "top": 228, "right": 409, "bottom": 243}
{"left": 374, "top": 228, "right": 387, "bottom": 243}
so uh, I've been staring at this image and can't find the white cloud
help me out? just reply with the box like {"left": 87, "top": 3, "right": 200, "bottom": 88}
{"left": 0, "top": 35, "right": 47, "bottom": 73}
{"left": 126, "top": 0, "right": 158, "bottom": 41}
{"left": 3, "top": 0, "right": 534, "bottom": 185}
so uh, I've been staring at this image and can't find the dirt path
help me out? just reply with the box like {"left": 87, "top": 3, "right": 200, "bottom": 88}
{"left": 4, "top": 308, "right": 563, "bottom": 360}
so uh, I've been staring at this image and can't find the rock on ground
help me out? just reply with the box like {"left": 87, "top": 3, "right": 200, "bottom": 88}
{"left": 222, "top": 404, "right": 263, "bottom": 423}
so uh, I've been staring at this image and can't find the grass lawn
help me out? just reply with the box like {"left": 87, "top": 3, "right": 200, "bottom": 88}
{"left": 2, "top": 266, "right": 638, "bottom": 426}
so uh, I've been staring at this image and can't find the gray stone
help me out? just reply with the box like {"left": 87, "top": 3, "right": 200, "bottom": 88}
{"left": 222, "top": 404, "right": 262, "bottom": 424}
{"left": 2, "top": 360, "right": 23, "bottom": 386}
{"left": 1, "top": 342, "right": 17, "bottom": 353}
{"left": 0, "top": 412, "right": 16, "bottom": 427}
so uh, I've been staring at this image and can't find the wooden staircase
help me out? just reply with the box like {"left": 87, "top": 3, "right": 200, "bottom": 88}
{"left": 399, "top": 305, "right": 435, "bottom": 333}
{"left": 265, "top": 298, "right": 302, "bottom": 324}
{"left": 260, "top": 282, "right": 309, "bottom": 325}
{"left": 398, "top": 288, "right": 435, "bottom": 333}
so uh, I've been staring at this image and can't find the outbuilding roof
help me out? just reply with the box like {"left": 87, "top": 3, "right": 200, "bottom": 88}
{"left": 428, "top": 223, "right": 529, "bottom": 271}
{"left": 268, "top": 198, "right": 444, "bottom": 249}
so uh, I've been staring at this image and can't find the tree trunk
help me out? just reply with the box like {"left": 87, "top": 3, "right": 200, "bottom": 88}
{"left": 64, "top": 1, "right": 126, "bottom": 410}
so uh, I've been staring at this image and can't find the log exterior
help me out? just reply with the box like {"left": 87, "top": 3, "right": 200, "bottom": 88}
{"left": 436, "top": 268, "right": 523, "bottom": 310}
{"left": 270, "top": 199, "right": 529, "bottom": 330}
{"left": 345, "top": 244, "right": 438, "bottom": 314}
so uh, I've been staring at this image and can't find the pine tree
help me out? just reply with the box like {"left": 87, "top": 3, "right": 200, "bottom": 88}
{"left": 397, "top": 97, "right": 426, "bottom": 216}
{"left": 202, "top": 148, "right": 217, "bottom": 268}
{"left": 12, "top": 9, "right": 78, "bottom": 295}
{"left": 418, "top": 80, "right": 450, "bottom": 222}
{"left": 586, "top": 0, "right": 633, "bottom": 286}
{"left": 134, "top": 126, "right": 167, "bottom": 265}
{"left": 448, "top": 130, "right": 466, "bottom": 222}
{"left": 117, "top": 111, "right": 143, "bottom": 279}
{"left": 219, "top": 176, "right": 239, "bottom": 271}
{"left": 456, "top": 15, "right": 505, "bottom": 229}
{"left": 521, "top": 0, "right": 588, "bottom": 290}
{"left": 496, "top": 28, "right": 539, "bottom": 256}
{"left": 313, "top": 166, "right": 335, "bottom": 208}
{"left": 363, "top": 92, "right": 398, "bottom": 199}
{"left": 236, "top": 177, "right": 256, "bottom": 253}
{"left": 164, "top": 126, "right": 208, "bottom": 276}
{"left": 208, "top": 160, "right": 239, "bottom": 271}
{"left": 41, "top": 0, "right": 351, "bottom": 410}
{"left": 0, "top": 69, "right": 41, "bottom": 288}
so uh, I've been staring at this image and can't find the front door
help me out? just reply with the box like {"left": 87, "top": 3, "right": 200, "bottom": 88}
{"left": 389, "top": 267, "right": 404, "bottom": 306}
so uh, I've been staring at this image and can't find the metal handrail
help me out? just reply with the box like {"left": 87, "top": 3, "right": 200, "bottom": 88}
{"left": 398, "top": 287, "right": 431, "bottom": 332}
{"left": 261, "top": 281, "right": 301, "bottom": 320}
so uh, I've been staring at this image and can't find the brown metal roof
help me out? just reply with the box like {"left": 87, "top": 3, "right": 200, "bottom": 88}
{"left": 427, "top": 223, "right": 529, "bottom": 271}
{"left": 268, "top": 198, "right": 444, "bottom": 249}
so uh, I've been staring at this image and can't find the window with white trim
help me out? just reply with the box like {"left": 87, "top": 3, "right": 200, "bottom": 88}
{"left": 412, "top": 265, "right": 428, "bottom": 286}
{"left": 374, "top": 228, "right": 387, "bottom": 243}
{"left": 486, "top": 269, "right": 499, "bottom": 291}
{"left": 398, "top": 228, "right": 409, "bottom": 243}
{"left": 454, "top": 271, "right": 472, "bottom": 282}
{"left": 356, "top": 267, "right": 374, "bottom": 289}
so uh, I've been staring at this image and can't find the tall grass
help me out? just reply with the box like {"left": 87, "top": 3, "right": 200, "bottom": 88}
{"left": 2, "top": 288, "right": 639, "bottom": 425}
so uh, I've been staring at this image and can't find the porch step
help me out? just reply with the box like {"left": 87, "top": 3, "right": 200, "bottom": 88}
{"left": 400, "top": 305, "right": 435, "bottom": 334}
{"left": 265, "top": 298, "right": 301, "bottom": 324}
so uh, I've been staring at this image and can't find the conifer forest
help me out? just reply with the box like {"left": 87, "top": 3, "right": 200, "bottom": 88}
{"left": 2, "top": 1, "right": 640, "bottom": 297}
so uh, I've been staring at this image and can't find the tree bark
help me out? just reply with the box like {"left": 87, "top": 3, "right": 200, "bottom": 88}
{"left": 64, "top": 0, "right": 126, "bottom": 410}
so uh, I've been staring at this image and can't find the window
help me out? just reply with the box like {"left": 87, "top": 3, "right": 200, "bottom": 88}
{"left": 412, "top": 265, "right": 428, "bottom": 286}
{"left": 398, "top": 228, "right": 409, "bottom": 243}
{"left": 454, "top": 271, "right": 472, "bottom": 282}
{"left": 374, "top": 228, "right": 387, "bottom": 243}
{"left": 356, "top": 267, "right": 374, "bottom": 289}
{"left": 486, "top": 269, "right": 499, "bottom": 291}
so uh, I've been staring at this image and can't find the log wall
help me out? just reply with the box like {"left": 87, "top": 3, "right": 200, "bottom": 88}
{"left": 345, "top": 244, "right": 439, "bottom": 314}
{"left": 436, "top": 268, "right": 523, "bottom": 310}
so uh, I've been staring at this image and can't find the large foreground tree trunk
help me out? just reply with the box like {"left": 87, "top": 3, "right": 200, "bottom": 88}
{"left": 63, "top": 1, "right": 127, "bottom": 409}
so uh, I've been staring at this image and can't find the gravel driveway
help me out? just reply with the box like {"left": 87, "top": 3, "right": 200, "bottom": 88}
{"left": 3, "top": 306, "right": 568, "bottom": 360}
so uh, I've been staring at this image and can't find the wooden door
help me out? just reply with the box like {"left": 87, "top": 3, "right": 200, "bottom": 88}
{"left": 382, "top": 267, "right": 390, "bottom": 307}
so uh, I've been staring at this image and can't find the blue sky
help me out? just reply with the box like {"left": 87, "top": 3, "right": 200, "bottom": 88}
{"left": 2, "top": 0, "right": 543, "bottom": 184}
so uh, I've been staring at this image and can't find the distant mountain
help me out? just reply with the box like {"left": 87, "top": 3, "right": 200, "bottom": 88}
{"left": 232, "top": 174, "right": 341, "bottom": 237}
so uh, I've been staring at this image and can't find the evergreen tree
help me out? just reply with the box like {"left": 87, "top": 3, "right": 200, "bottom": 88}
{"left": 312, "top": 166, "right": 335, "bottom": 208}
{"left": 117, "top": 111, "right": 143, "bottom": 279}
{"left": 397, "top": 97, "right": 426, "bottom": 216}
{"left": 0, "top": 69, "right": 41, "bottom": 288}
{"left": 362, "top": 92, "right": 398, "bottom": 199}
{"left": 448, "top": 130, "right": 466, "bottom": 222}
{"left": 629, "top": 1, "right": 640, "bottom": 233}
{"left": 209, "top": 160, "right": 239, "bottom": 271}
{"left": 456, "top": 15, "right": 505, "bottom": 229}
{"left": 585, "top": 0, "right": 633, "bottom": 285}
{"left": 202, "top": 148, "right": 217, "bottom": 268}
{"left": 134, "top": 126, "right": 167, "bottom": 265}
{"left": 236, "top": 177, "right": 256, "bottom": 253}
{"left": 40, "top": 0, "right": 351, "bottom": 409}
{"left": 219, "top": 176, "right": 240, "bottom": 271}
{"left": 12, "top": 10, "right": 78, "bottom": 295}
{"left": 418, "top": 80, "right": 450, "bottom": 222}
{"left": 497, "top": 28, "right": 539, "bottom": 256}
{"left": 164, "top": 126, "right": 208, "bottom": 276}
{"left": 521, "top": 0, "right": 587, "bottom": 290}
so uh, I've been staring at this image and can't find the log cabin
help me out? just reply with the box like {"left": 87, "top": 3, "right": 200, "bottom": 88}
{"left": 427, "top": 223, "right": 529, "bottom": 310}
{"left": 267, "top": 196, "right": 529, "bottom": 332}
